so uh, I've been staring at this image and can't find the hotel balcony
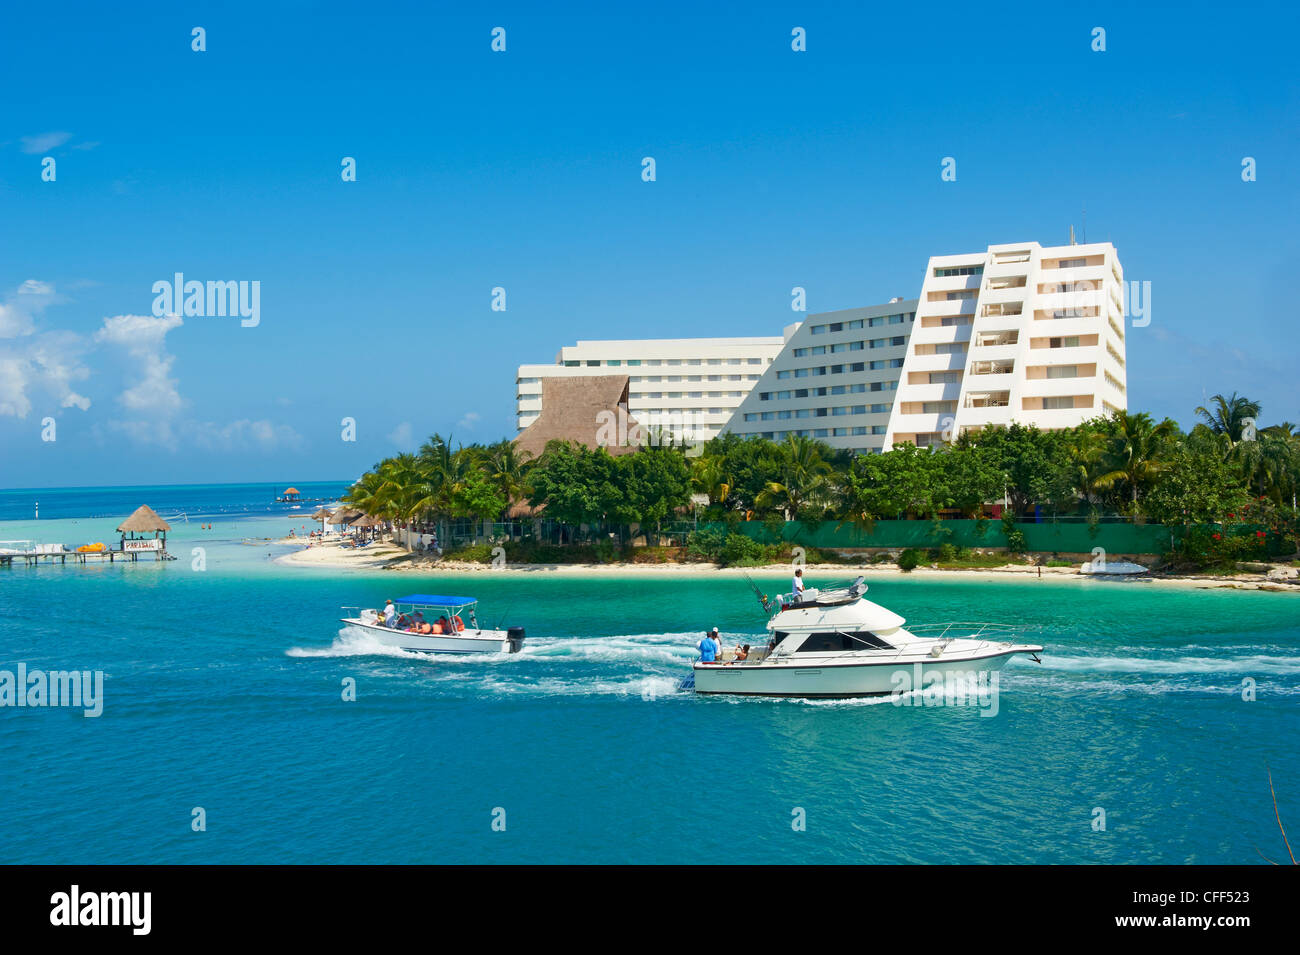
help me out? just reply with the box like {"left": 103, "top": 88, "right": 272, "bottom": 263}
{"left": 963, "top": 391, "right": 1011, "bottom": 409}
{"left": 927, "top": 274, "right": 983, "bottom": 294}
{"left": 900, "top": 381, "right": 963, "bottom": 403}
{"left": 1024, "top": 375, "right": 1100, "bottom": 398}
{"left": 967, "top": 342, "right": 1019, "bottom": 363}
{"left": 907, "top": 351, "right": 967, "bottom": 372}
{"left": 969, "top": 359, "right": 1015, "bottom": 377}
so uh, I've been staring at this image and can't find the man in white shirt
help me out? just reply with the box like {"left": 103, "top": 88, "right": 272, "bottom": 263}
{"left": 791, "top": 568, "right": 805, "bottom": 603}
{"left": 382, "top": 600, "right": 397, "bottom": 627}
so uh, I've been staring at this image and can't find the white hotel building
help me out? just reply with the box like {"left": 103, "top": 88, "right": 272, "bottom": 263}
{"left": 883, "top": 241, "right": 1128, "bottom": 448}
{"left": 724, "top": 300, "right": 919, "bottom": 452}
{"left": 515, "top": 336, "right": 785, "bottom": 442}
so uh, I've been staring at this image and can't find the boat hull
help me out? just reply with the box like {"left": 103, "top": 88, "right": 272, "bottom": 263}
{"left": 692, "top": 648, "right": 1034, "bottom": 698}
{"left": 341, "top": 618, "right": 514, "bottom": 654}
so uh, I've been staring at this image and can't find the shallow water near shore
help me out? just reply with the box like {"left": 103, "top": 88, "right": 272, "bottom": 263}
{"left": 1, "top": 496, "right": 1297, "bottom": 863}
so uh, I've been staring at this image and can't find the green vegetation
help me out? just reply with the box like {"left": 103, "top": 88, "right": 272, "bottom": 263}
{"left": 344, "top": 394, "right": 1300, "bottom": 566}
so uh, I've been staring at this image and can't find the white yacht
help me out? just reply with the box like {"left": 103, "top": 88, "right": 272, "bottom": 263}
{"left": 687, "top": 577, "right": 1042, "bottom": 698}
{"left": 340, "top": 595, "right": 525, "bottom": 655}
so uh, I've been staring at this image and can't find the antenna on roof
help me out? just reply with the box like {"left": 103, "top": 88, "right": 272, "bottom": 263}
{"left": 1082, "top": 206, "right": 1087, "bottom": 244}
{"left": 1069, "top": 224, "right": 1076, "bottom": 246}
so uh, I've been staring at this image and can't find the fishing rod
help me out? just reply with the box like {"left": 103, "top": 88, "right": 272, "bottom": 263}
{"left": 742, "top": 572, "right": 775, "bottom": 616}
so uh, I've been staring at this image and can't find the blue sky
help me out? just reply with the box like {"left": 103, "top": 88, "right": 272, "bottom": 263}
{"left": 2, "top": 1, "right": 1296, "bottom": 487}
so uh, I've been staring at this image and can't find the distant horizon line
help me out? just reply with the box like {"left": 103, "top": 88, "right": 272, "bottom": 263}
{"left": 0, "top": 478, "right": 353, "bottom": 495}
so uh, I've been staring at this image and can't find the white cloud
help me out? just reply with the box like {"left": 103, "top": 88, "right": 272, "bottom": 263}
{"left": 457, "top": 411, "right": 480, "bottom": 430}
{"left": 94, "top": 313, "right": 185, "bottom": 418}
{"left": 20, "top": 131, "right": 72, "bottom": 154}
{"left": 0, "top": 282, "right": 92, "bottom": 417}
{"left": 388, "top": 421, "right": 413, "bottom": 446}
{"left": 189, "top": 418, "right": 305, "bottom": 453}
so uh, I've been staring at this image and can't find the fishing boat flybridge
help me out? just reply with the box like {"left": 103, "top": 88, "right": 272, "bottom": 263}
{"left": 341, "top": 595, "right": 525, "bottom": 655}
{"left": 686, "top": 577, "right": 1043, "bottom": 698}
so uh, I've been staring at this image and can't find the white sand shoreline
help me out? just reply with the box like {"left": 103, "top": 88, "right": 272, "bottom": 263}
{"left": 273, "top": 538, "right": 1300, "bottom": 592}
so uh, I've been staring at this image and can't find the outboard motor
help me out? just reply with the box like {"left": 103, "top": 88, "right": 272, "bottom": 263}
{"left": 507, "top": 626, "right": 526, "bottom": 653}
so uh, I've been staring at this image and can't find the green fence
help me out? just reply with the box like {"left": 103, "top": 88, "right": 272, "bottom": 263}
{"left": 709, "top": 519, "right": 1176, "bottom": 555}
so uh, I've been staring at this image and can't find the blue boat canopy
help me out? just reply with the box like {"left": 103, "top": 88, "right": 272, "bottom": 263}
{"left": 392, "top": 594, "right": 477, "bottom": 607}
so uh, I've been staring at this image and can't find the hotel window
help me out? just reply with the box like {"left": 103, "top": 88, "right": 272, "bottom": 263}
{"left": 890, "top": 359, "right": 903, "bottom": 368}
{"left": 934, "top": 265, "right": 983, "bottom": 277}
{"left": 869, "top": 317, "right": 884, "bottom": 327}
{"left": 760, "top": 412, "right": 775, "bottom": 421}
{"left": 1049, "top": 336, "right": 1080, "bottom": 348}
{"left": 607, "top": 359, "right": 621, "bottom": 366}
{"left": 668, "top": 391, "right": 682, "bottom": 398}
{"left": 869, "top": 360, "right": 884, "bottom": 370}
{"left": 687, "top": 359, "right": 701, "bottom": 366}
{"left": 1057, "top": 257, "right": 1087, "bottom": 269}
{"left": 707, "top": 358, "right": 721, "bottom": 365}
{"left": 707, "top": 374, "right": 721, "bottom": 381}
{"left": 793, "top": 348, "right": 808, "bottom": 357}
{"left": 811, "top": 346, "right": 826, "bottom": 355}
{"left": 667, "top": 359, "right": 681, "bottom": 366}
{"left": 829, "top": 322, "right": 843, "bottom": 332}
{"left": 795, "top": 369, "right": 808, "bottom": 378}
{"left": 831, "top": 385, "right": 846, "bottom": 395}
{"left": 889, "top": 316, "right": 904, "bottom": 325}
{"left": 667, "top": 375, "right": 681, "bottom": 382}
{"left": 814, "top": 387, "right": 828, "bottom": 396}
{"left": 872, "top": 425, "right": 886, "bottom": 435}
{"left": 850, "top": 384, "right": 866, "bottom": 394}
{"left": 647, "top": 359, "right": 661, "bottom": 366}
{"left": 746, "top": 375, "right": 759, "bottom": 381}
{"left": 748, "top": 358, "right": 762, "bottom": 364}
{"left": 586, "top": 360, "right": 600, "bottom": 366}
{"left": 1043, "top": 396, "right": 1076, "bottom": 410}
{"left": 929, "top": 371, "right": 960, "bottom": 384}
{"left": 626, "top": 359, "right": 641, "bottom": 366}
{"left": 833, "top": 427, "right": 848, "bottom": 436}
{"left": 727, "top": 375, "right": 741, "bottom": 381}
{"left": 891, "top": 336, "right": 904, "bottom": 345}
{"left": 852, "top": 427, "right": 867, "bottom": 436}
{"left": 831, "top": 343, "right": 848, "bottom": 353}
{"left": 744, "top": 413, "right": 758, "bottom": 422}
{"left": 830, "top": 364, "right": 844, "bottom": 374}
{"left": 759, "top": 392, "right": 770, "bottom": 401}
{"left": 936, "top": 342, "right": 964, "bottom": 354}
{"left": 688, "top": 392, "right": 702, "bottom": 398}
{"left": 832, "top": 406, "right": 848, "bottom": 416}
{"left": 848, "top": 319, "right": 863, "bottom": 329}
{"left": 795, "top": 409, "right": 811, "bottom": 418}
{"left": 776, "top": 370, "right": 791, "bottom": 379}
{"left": 810, "top": 325, "right": 827, "bottom": 334}
{"left": 778, "top": 410, "right": 792, "bottom": 419}
{"left": 777, "top": 390, "right": 791, "bottom": 399}
{"left": 871, "top": 403, "right": 888, "bottom": 413}
{"left": 1046, "top": 365, "right": 1080, "bottom": 379}
{"left": 850, "top": 341, "right": 864, "bottom": 351}
{"left": 814, "top": 429, "right": 829, "bottom": 437}
{"left": 794, "top": 388, "right": 808, "bottom": 398}
{"left": 851, "top": 362, "right": 865, "bottom": 372}
{"left": 728, "top": 358, "right": 741, "bottom": 365}
{"left": 564, "top": 360, "right": 579, "bottom": 367}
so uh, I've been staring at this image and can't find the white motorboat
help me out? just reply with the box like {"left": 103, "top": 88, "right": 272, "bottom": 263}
{"left": 687, "top": 577, "right": 1042, "bottom": 698}
{"left": 340, "top": 594, "right": 525, "bottom": 655}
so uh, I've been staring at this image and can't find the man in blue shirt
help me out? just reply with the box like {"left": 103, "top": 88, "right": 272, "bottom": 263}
{"left": 697, "top": 628, "right": 721, "bottom": 663}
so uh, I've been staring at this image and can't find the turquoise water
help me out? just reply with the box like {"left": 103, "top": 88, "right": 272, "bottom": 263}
{"left": 1, "top": 487, "right": 1298, "bottom": 863}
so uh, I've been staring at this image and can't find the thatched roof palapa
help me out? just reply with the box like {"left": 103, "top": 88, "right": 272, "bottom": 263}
{"left": 351, "top": 514, "right": 380, "bottom": 528}
{"left": 310, "top": 507, "right": 334, "bottom": 520}
{"left": 283, "top": 487, "right": 300, "bottom": 495}
{"left": 513, "top": 375, "right": 644, "bottom": 460}
{"left": 330, "top": 508, "right": 361, "bottom": 525}
{"left": 116, "top": 505, "right": 172, "bottom": 534}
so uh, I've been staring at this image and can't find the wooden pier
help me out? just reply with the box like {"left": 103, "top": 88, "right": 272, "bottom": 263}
{"left": 0, "top": 549, "right": 171, "bottom": 567}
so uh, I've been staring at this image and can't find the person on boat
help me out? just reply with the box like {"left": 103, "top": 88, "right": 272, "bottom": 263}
{"left": 383, "top": 600, "right": 397, "bottom": 627}
{"left": 791, "top": 568, "right": 805, "bottom": 604}
{"left": 733, "top": 643, "right": 750, "bottom": 662}
{"left": 697, "top": 629, "right": 720, "bottom": 664}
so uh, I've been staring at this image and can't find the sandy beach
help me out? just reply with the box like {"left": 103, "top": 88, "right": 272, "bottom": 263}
{"left": 273, "top": 536, "right": 1300, "bottom": 592}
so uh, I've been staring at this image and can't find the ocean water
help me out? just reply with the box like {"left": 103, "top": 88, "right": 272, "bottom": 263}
{"left": 0, "top": 484, "right": 1297, "bottom": 864}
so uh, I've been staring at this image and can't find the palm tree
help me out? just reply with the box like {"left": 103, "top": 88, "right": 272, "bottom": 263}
{"left": 1195, "top": 392, "right": 1262, "bottom": 449}
{"left": 691, "top": 454, "right": 733, "bottom": 506}
{"left": 1094, "top": 411, "right": 1177, "bottom": 512}
{"left": 756, "top": 435, "right": 833, "bottom": 519}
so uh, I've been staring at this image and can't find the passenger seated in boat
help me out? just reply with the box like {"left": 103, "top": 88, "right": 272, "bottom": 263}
{"left": 733, "top": 643, "right": 750, "bottom": 662}
{"left": 451, "top": 614, "right": 465, "bottom": 632}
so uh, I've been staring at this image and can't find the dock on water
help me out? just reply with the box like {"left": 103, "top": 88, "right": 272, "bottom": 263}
{"left": 0, "top": 504, "right": 175, "bottom": 567}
